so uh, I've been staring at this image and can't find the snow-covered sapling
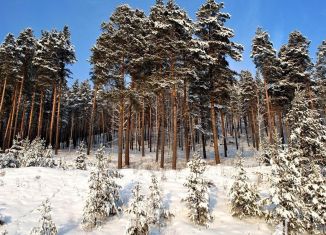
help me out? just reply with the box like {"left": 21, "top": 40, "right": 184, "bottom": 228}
{"left": 75, "top": 141, "right": 87, "bottom": 170}
{"left": 146, "top": 174, "right": 172, "bottom": 227}
{"left": 82, "top": 146, "right": 109, "bottom": 230}
{"left": 126, "top": 183, "right": 149, "bottom": 235}
{"left": 183, "top": 152, "right": 212, "bottom": 226}
{"left": 229, "top": 155, "right": 261, "bottom": 219}
{"left": 30, "top": 199, "right": 57, "bottom": 235}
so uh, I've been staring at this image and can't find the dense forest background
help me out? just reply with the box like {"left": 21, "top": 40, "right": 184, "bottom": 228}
{"left": 0, "top": 0, "right": 326, "bottom": 170}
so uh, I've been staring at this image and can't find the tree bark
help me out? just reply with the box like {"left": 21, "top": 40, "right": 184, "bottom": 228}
{"left": 125, "top": 102, "right": 131, "bottom": 166}
{"left": 49, "top": 83, "right": 57, "bottom": 146}
{"left": 87, "top": 86, "right": 97, "bottom": 155}
{"left": 220, "top": 110, "right": 227, "bottom": 158}
{"left": 55, "top": 81, "right": 62, "bottom": 155}
{"left": 141, "top": 97, "right": 145, "bottom": 157}
{"left": 172, "top": 85, "right": 177, "bottom": 170}
{"left": 28, "top": 91, "right": 35, "bottom": 139}
{"left": 0, "top": 77, "right": 7, "bottom": 120}
{"left": 210, "top": 97, "right": 220, "bottom": 164}
{"left": 37, "top": 90, "right": 44, "bottom": 138}
{"left": 160, "top": 92, "right": 165, "bottom": 169}
{"left": 118, "top": 97, "right": 124, "bottom": 169}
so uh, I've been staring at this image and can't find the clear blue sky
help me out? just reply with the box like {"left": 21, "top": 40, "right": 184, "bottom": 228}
{"left": 1, "top": 0, "right": 326, "bottom": 83}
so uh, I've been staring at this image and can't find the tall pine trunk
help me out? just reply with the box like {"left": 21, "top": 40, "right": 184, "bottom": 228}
{"left": 118, "top": 97, "right": 124, "bottom": 169}
{"left": 28, "top": 91, "right": 35, "bottom": 139}
{"left": 55, "top": 81, "right": 62, "bottom": 155}
{"left": 160, "top": 91, "right": 165, "bottom": 169}
{"left": 141, "top": 97, "right": 145, "bottom": 157}
{"left": 183, "top": 82, "right": 190, "bottom": 162}
{"left": 49, "top": 83, "right": 57, "bottom": 146}
{"left": 87, "top": 86, "right": 97, "bottom": 155}
{"left": 37, "top": 90, "right": 44, "bottom": 138}
{"left": 210, "top": 97, "right": 220, "bottom": 164}
{"left": 125, "top": 102, "right": 131, "bottom": 166}
{"left": 0, "top": 77, "right": 7, "bottom": 120}
{"left": 172, "top": 85, "right": 177, "bottom": 170}
{"left": 220, "top": 110, "right": 227, "bottom": 158}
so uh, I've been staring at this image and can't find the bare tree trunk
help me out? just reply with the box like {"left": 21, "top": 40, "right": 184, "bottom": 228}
{"left": 13, "top": 75, "right": 25, "bottom": 137}
{"left": 87, "top": 86, "right": 97, "bottom": 155}
{"left": 118, "top": 97, "right": 124, "bottom": 169}
{"left": 55, "top": 81, "right": 62, "bottom": 155}
{"left": 28, "top": 91, "right": 35, "bottom": 139}
{"left": 264, "top": 78, "right": 273, "bottom": 143}
{"left": 172, "top": 85, "right": 177, "bottom": 170}
{"left": 0, "top": 77, "right": 7, "bottom": 120}
{"left": 8, "top": 86, "right": 19, "bottom": 146}
{"left": 278, "top": 110, "right": 285, "bottom": 146}
{"left": 155, "top": 96, "right": 161, "bottom": 162}
{"left": 220, "top": 110, "right": 227, "bottom": 158}
{"left": 141, "top": 97, "right": 145, "bottom": 157}
{"left": 125, "top": 103, "right": 131, "bottom": 166}
{"left": 210, "top": 97, "right": 220, "bottom": 164}
{"left": 19, "top": 100, "right": 27, "bottom": 138}
{"left": 183, "top": 82, "right": 190, "bottom": 162}
{"left": 160, "top": 92, "right": 165, "bottom": 169}
{"left": 3, "top": 88, "right": 17, "bottom": 149}
{"left": 149, "top": 105, "right": 152, "bottom": 152}
{"left": 49, "top": 83, "right": 57, "bottom": 146}
{"left": 37, "top": 90, "right": 44, "bottom": 138}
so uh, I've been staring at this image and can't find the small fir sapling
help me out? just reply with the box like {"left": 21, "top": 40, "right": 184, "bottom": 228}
{"left": 126, "top": 183, "right": 149, "bottom": 235}
{"left": 30, "top": 199, "right": 57, "bottom": 235}
{"left": 183, "top": 152, "right": 212, "bottom": 226}
{"left": 75, "top": 141, "right": 87, "bottom": 170}
{"left": 229, "top": 155, "right": 261, "bottom": 219}
{"left": 146, "top": 174, "right": 173, "bottom": 227}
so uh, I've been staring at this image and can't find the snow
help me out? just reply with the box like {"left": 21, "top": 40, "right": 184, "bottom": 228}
{"left": 0, "top": 148, "right": 273, "bottom": 235}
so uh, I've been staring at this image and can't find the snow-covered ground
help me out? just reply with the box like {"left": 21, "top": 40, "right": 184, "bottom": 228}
{"left": 0, "top": 143, "right": 274, "bottom": 235}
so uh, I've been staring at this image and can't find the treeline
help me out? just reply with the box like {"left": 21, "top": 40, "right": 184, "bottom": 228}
{"left": 0, "top": 0, "right": 326, "bottom": 169}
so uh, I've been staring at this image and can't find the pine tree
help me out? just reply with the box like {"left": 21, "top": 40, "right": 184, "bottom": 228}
{"left": 279, "top": 31, "right": 313, "bottom": 105}
{"left": 265, "top": 135, "right": 305, "bottom": 234}
{"left": 146, "top": 174, "right": 172, "bottom": 227}
{"left": 75, "top": 141, "right": 87, "bottom": 170}
{"left": 195, "top": 0, "right": 243, "bottom": 161}
{"left": 229, "top": 155, "right": 261, "bottom": 219}
{"left": 301, "top": 164, "right": 326, "bottom": 234}
{"left": 30, "top": 199, "right": 57, "bottom": 235}
{"left": 239, "top": 70, "right": 259, "bottom": 149}
{"left": 286, "top": 91, "right": 326, "bottom": 233}
{"left": 286, "top": 91, "right": 326, "bottom": 166}
{"left": 126, "top": 183, "right": 149, "bottom": 235}
{"left": 103, "top": 167, "right": 123, "bottom": 216}
{"left": 315, "top": 41, "right": 326, "bottom": 112}
{"left": 183, "top": 152, "right": 212, "bottom": 226}
{"left": 251, "top": 28, "right": 282, "bottom": 146}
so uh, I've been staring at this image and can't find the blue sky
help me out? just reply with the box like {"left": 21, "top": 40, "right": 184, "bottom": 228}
{"left": 1, "top": 0, "right": 326, "bottom": 83}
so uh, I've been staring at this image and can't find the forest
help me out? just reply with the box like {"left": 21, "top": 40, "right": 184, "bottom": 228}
{"left": 0, "top": 0, "right": 325, "bottom": 234}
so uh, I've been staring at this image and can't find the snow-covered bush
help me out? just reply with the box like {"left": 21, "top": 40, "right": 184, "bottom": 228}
{"left": 229, "top": 156, "right": 261, "bottom": 219}
{"left": 146, "top": 174, "right": 172, "bottom": 227}
{"left": 75, "top": 141, "right": 87, "bottom": 170}
{"left": 126, "top": 183, "right": 149, "bottom": 235}
{"left": 265, "top": 149, "right": 305, "bottom": 234}
{"left": 30, "top": 199, "right": 57, "bottom": 235}
{"left": 0, "top": 136, "right": 27, "bottom": 168}
{"left": 22, "top": 139, "right": 56, "bottom": 168}
{"left": 301, "top": 164, "right": 326, "bottom": 234}
{"left": 183, "top": 152, "right": 212, "bottom": 226}
{"left": 0, "top": 152, "right": 20, "bottom": 169}
{"left": 103, "top": 167, "right": 122, "bottom": 216}
{"left": 82, "top": 146, "right": 122, "bottom": 230}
